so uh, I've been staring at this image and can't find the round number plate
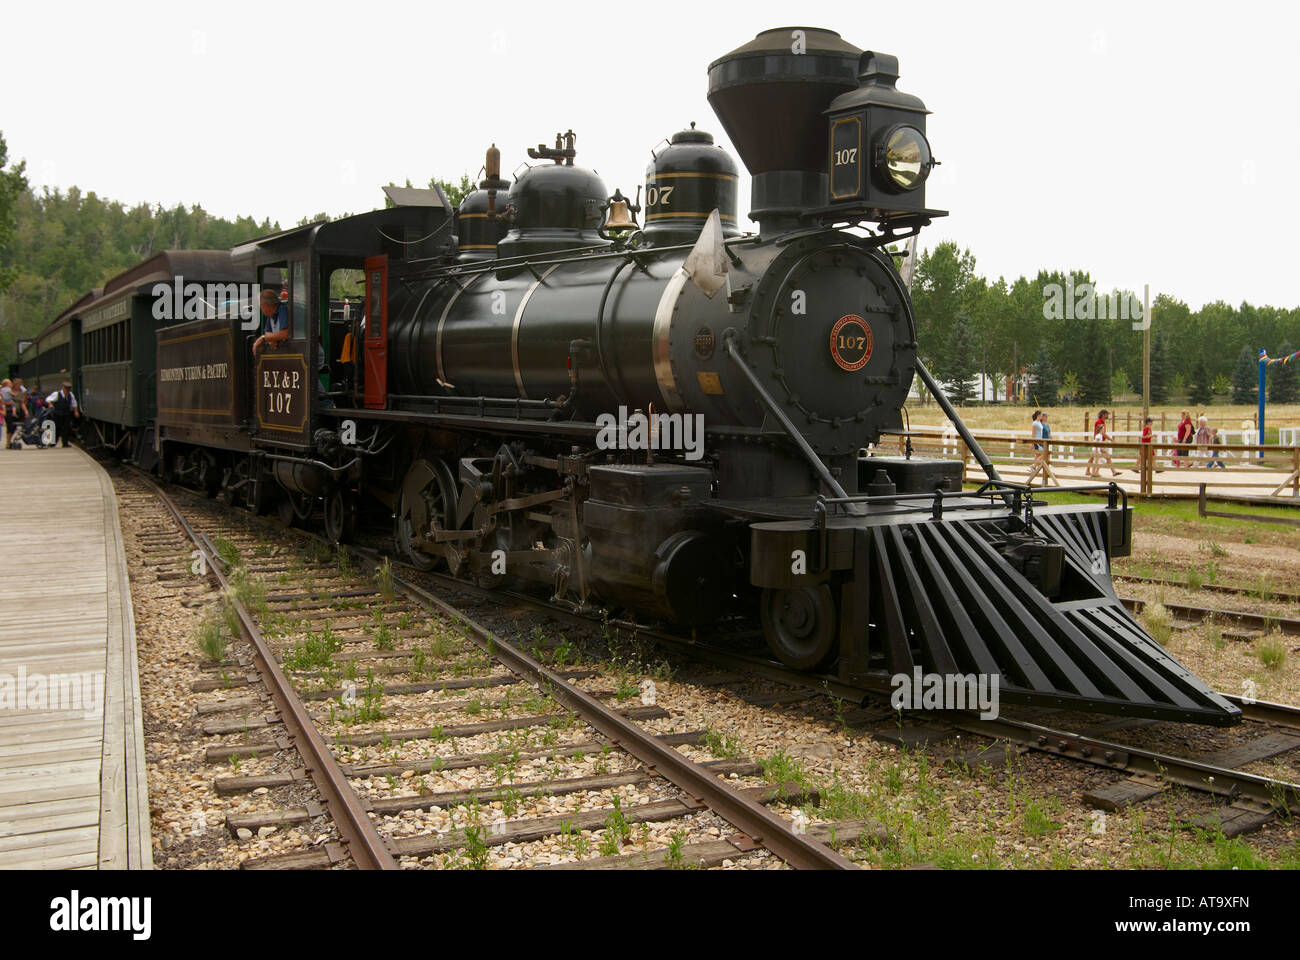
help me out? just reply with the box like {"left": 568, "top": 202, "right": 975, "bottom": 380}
{"left": 829, "top": 314, "right": 874, "bottom": 372}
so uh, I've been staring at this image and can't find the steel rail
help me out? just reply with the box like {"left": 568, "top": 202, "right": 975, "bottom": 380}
{"left": 946, "top": 712, "right": 1300, "bottom": 810}
{"left": 369, "top": 558, "right": 858, "bottom": 870}
{"left": 1116, "top": 572, "right": 1300, "bottom": 605}
{"left": 1117, "top": 595, "right": 1300, "bottom": 637}
{"left": 131, "top": 472, "right": 399, "bottom": 870}
{"left": 361, "top": 546, "right": 1300, "bottom": 735}
{"left": 143, "top": 480, "right": 854, "bottom": 868}
{"left": 134, "top": 469, "right": 1300, "bottom": 847}
{"left": 1220, "top": 693, "right": 1300, "bottom": 730}
{"left": 349, "top": 545, "right": 875, "bottom": 705}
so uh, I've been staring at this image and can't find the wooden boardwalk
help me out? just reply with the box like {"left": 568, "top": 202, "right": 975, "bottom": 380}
{"left": 0, "top": 447, "right": 150, "bottom": 869}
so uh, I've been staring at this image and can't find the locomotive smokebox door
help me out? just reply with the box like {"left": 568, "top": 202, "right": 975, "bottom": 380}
{"left": 824, "top": 51, "right": 942, "bottom": 222}
{"left": 363, "top": 255, "right": 388, "bottom": 409}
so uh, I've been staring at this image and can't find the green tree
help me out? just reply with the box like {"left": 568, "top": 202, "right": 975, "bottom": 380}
{"left": 1079, "top": 319, "right": 1111, "bottom": 404}
{"left": 1148, "top": 330, "right": 1170, "bottom": 404}
{"left": 1268, "top": 342, "right": 1300, "bottom": 403}
{"left": 0, "top": 182, "right": 275, "bottom": 352}
{"left": 386, "top": 174, "right": 474, "bottom": 209}
{"left": 1188, "top": 358, "right": 1212, "bottom": 405}
{"left": 1232, "top": 346, "right": 1259, "bottom": 404}
{"left": 939, "top": 312, "right": 978, "bottom": 405}
{"left": 1060, "top": 371, "right": 1080, "bottom": 403}
{"left": 0, "top": 131, "right": 29, "bottom": 293}
{"left": 1028, "top": 344, "right": 1059, "bottom": 407}
{"left": 1111, "top": 369, "right": 1132, "bottom": 398}
{"left": 912, "top": 242, "right": 977, "bottom": 376}
{"left": 433, "top": 175, "right": 474, "bottom": 208}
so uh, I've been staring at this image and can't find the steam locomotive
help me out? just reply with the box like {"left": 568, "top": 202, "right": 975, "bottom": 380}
{"left": 24, "top": 27, "right": 1240, "bottom": 726}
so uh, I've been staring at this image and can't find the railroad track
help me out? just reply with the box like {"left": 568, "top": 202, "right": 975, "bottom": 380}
{"left": 1116, "top": 573, "right": 1300, "bottom": 640}
{"left": 1116, "top": 572, "right": 1300, "bottom": 606}
{"left": 336, "top": 540, "right": 1300, "bottom": 841}
{"left": 115, "top": 467, "right": 865, "bottom": 870}
{"left": 118, "top": 465, "right": 1300, "bottom": 859}
{"left": 1115, "top": 593, "right": 1300, "bottom": 639}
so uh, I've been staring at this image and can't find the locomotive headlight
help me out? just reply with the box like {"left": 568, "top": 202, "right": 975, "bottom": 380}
{"left": 880, "top": 125, "right": 932, "bottom": 191}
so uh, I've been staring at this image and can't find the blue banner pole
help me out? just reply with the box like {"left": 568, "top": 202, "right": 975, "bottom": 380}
{"left": 1259, "top": 350, "right": 1267, "bottom": 461}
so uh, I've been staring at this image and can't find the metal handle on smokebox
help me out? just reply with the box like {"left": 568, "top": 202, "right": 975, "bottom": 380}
{"left": 724, "top": 334, "right": 847, "bottom": 499}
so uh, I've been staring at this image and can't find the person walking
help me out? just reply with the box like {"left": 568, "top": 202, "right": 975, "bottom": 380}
{"left": 1139, "top": 415, "right": 1155, "bottom": 477}
{"left": 1088, "top": 409, "right": 1120, "bottom": 477}
{"left": 46, "top": 381, "right": 80, "bottom": 448}
{"left": 1208, "top": 428, "right": 1228, "bottom": 469}
{"left": 1025, "top": 410, "right": 1044, "bottom": 484}
{"left": 1175, "top": 410, "right": 1194, "bottom": 468}
{"left": 1194, "top": 415, "right": 1213, "bottom": 467}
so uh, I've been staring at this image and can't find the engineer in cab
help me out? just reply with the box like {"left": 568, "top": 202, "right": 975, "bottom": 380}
{"left": 253, "top": 289, "right": 289, "bottom": 357}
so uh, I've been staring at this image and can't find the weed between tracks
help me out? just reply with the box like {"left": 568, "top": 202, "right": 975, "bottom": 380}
{"left": 758, "top": 742, "right": 1300, "bottom": 869}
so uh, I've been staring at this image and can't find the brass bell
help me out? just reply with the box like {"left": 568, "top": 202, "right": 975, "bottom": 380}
{"left": 603, "top": 189, "right": 638, "bottom": 232}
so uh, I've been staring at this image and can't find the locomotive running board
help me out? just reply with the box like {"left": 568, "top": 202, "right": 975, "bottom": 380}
{"left": 829, "top": 508, "right": 1242, "bottom": 727}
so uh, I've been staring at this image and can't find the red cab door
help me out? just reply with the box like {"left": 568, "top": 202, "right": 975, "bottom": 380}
{"left": 363, "top": 255, "right": 388, "bottom": 409}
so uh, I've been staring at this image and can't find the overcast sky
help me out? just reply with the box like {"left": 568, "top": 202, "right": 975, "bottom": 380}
{"left": 3, "top": 0, "right": 1297, "bottom": 310}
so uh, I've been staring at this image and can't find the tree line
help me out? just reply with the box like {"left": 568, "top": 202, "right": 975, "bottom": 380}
{"left": 0, "top": 129, "right": 474, "bottom": 359}
{"left": 909, "top": 242, "right": 1299, "bottom": 406}
{"left": 2, "top": 125, "right": 1297, "bottom": 400}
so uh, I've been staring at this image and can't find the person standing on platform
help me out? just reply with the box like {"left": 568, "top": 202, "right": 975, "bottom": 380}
{"left": 1, "top": 379, "right": 14, "bottom": 448}
{"left": 12, "top": 378, "right": 28, "bottom": 421}
{"left": 46, "top": 381, "right": 80, "bottom": 448}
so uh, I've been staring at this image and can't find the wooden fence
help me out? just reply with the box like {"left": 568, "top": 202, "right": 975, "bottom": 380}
{"left": 879, "top": 429, "right": 1300, "bottom": 498}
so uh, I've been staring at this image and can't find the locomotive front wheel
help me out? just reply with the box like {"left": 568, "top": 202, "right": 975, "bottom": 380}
{"left": 324, "top": 491, "right": 357, "bottom": 546}
{"left": 761, "top": 584, "right": 838, "bottom": 672}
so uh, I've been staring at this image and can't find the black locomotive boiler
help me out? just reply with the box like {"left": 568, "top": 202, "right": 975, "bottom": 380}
{"left": 70, "top": 27, "right": 1241, "bottom": 725}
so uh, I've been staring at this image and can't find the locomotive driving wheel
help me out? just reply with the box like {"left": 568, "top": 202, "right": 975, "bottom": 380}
{"left": 276, "top": 493, "right": 313, "bottom": 528}
{"left": 396, "top": 459, "right": 459, "bottom": 573}
{"left": 324, "top": 490, "right": 358, "bottom": 545}
{"left": 761, "top": 584, "right": 838, "bottom": 671}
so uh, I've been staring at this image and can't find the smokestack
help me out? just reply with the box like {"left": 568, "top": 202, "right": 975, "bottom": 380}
{"left": 707, "top": 27, "right": 862, "bottom": 233}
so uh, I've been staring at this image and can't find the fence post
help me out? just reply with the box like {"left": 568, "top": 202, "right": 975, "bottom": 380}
{"left": 1293, "top": 446, "right": 1299, "bottom": 497}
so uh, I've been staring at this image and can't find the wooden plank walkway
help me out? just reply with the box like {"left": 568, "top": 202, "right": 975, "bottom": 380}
{"left": 0, "top": 446, "right": 151, "bottom": 869}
